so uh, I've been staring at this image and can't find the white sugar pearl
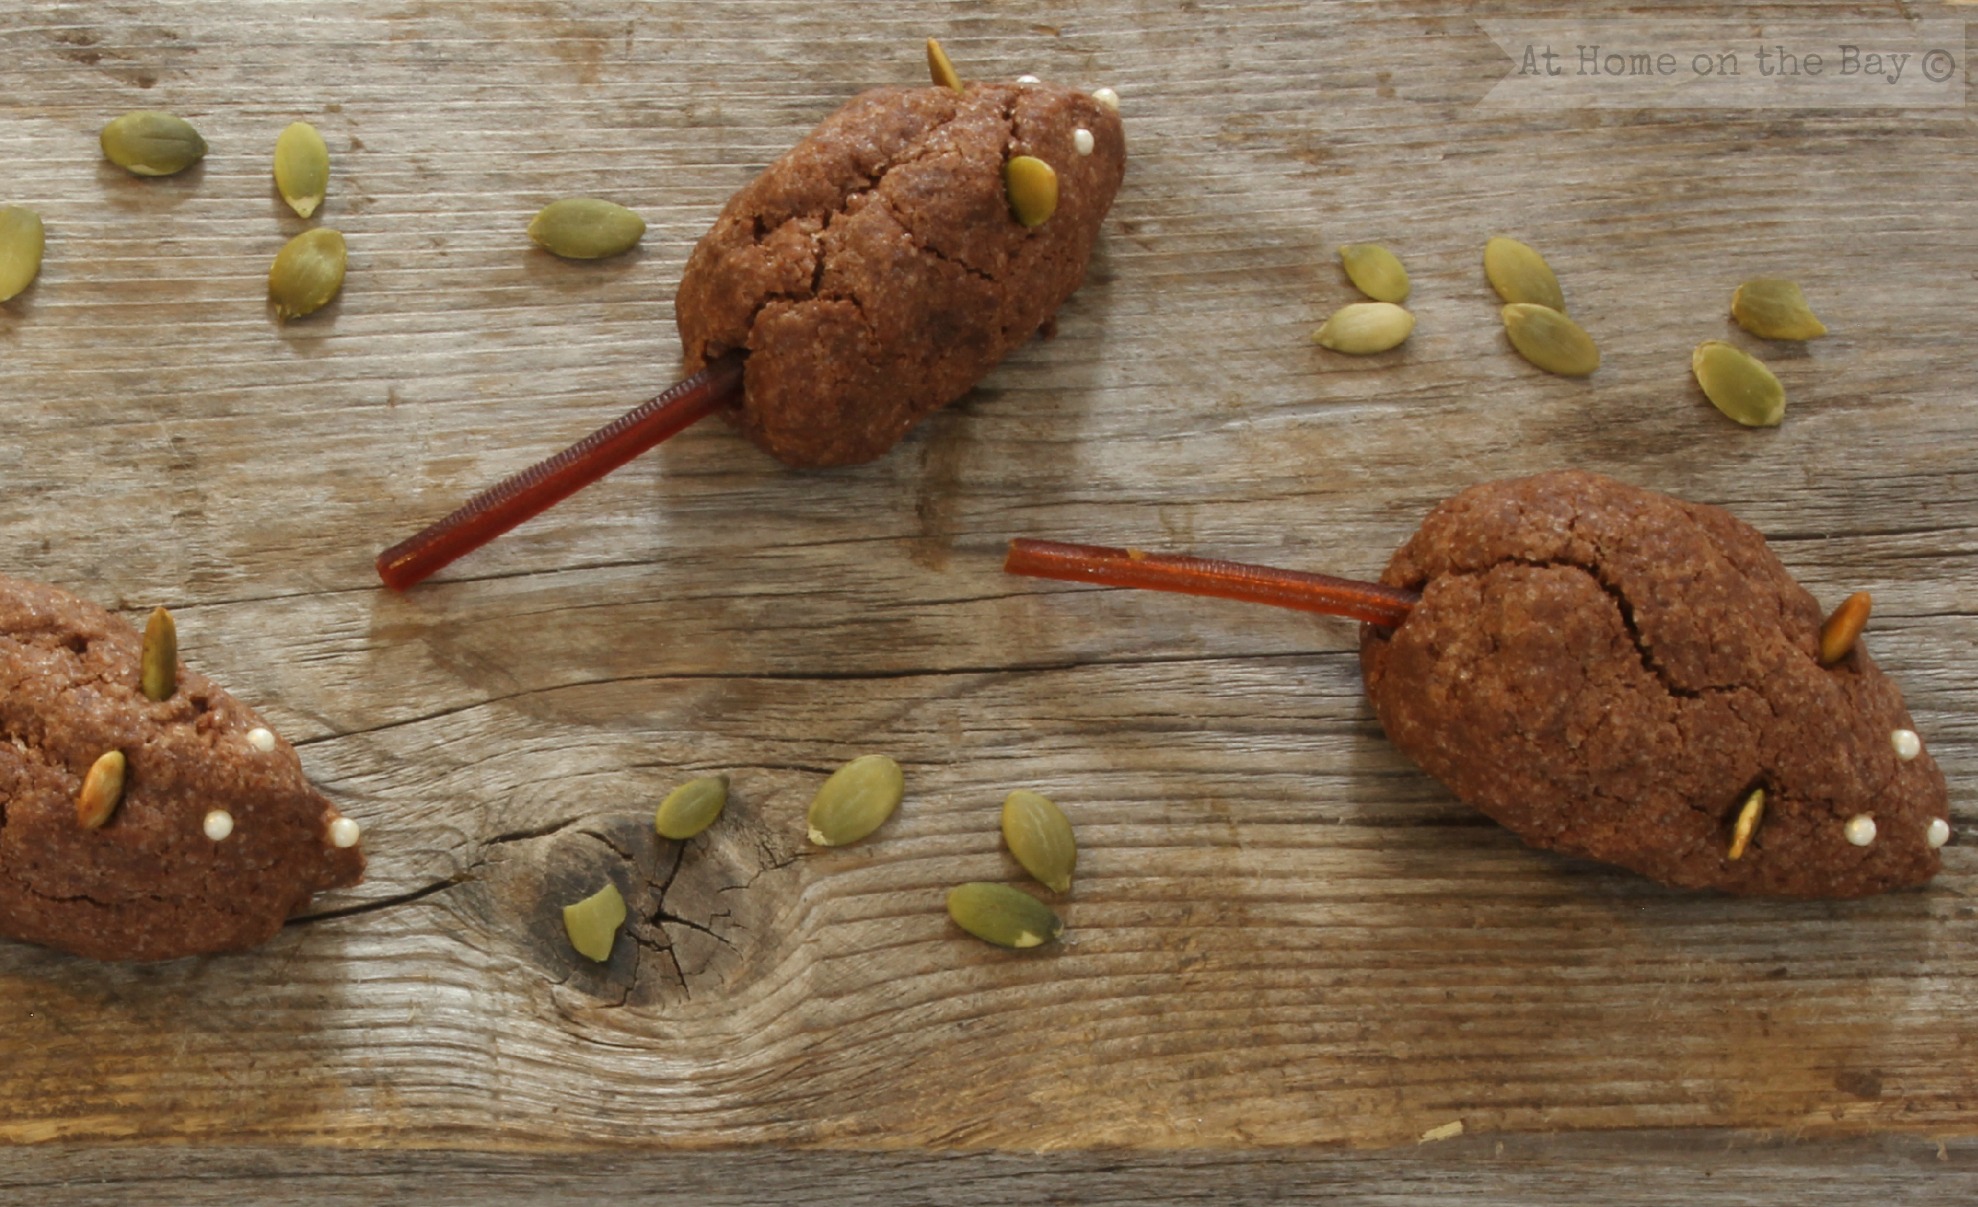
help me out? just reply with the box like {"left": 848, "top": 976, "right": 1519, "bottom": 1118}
{"left": 329, "top": 817, "right": 362, "bottom": 849}
{"left": 1891, "top": 729, "right": 1921, "bottom": 761}
{"left": 247, "top": 727, "right": 277, "bottom": 753}
{"left": 1073, "top": 127, "right": 1095, "bottom": 156}
{"left": 1091, "top": 86, "right": 1119, "bottom": 110}
{"left": 1927, "top": 818, "right": 1951, "bottom": 849}
{"left": 1844, "top": 814, "right": 1877, "bottom": 847}
{"left": 203, "top": 810, "right": 235, "bottom": 842}
{"left": 1016, "top": 74, "right": 1040, "bottom": 85}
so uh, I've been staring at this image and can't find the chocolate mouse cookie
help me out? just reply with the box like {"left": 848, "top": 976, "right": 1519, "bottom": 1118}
{"left": 0, "top": 576, "right": 364, "bottom": 960}
{"left": 677, "top": 80, "right": 1126, "bottom": 467}
{"left": 1360, "top": 471, "right": 1950, "bottom": 897}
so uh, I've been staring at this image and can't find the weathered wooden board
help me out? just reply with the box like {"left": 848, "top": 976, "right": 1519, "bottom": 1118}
{"left": 1, "top": 0, "right": 1974, "bottom": 1198}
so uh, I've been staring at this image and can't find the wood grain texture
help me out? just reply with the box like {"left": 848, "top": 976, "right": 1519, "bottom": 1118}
{"left": 0, "top": 0, "right": 1974, "bottom": 1194}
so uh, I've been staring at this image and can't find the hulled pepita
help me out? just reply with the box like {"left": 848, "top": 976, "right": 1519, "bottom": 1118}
{"left": 562, "top": 881, "right": 626, "bottom": 963}
{"left": 0, "top": 206, "right": 44, "bottom": 303}
{"left": 1001, "top": 789, "right": 1076, "bottom": 893}
{"left": 1004, "top": 155, "right": 1058, "bottom": 228}
{"left": 1502, "top": 302, "right": 1598, "bottom": 376}
{"left": 926, "top": 37, "right": 964, "bottom": 94}
{"left": 76, "top": 750, "right": 126, "bottom": 830}
{"left": 274, "top": 121, "right": 330, "bottom": 219}
{"left": 1731, "top": 279, "right": 1827, "bottom": 341}
{"left": 527, "top": 198, "right": 646, "bottom": 260}
{"left": 1483, "top": 236, "right": 1565, "bottom": 312}
{"left": 268, "top": 227, "right": 347, "bottom": 320}
{"left": 100, "top": 110, "right": 208, "bottom": 177}
{"left": 1314, "top": 301, "right": 1415, "bottom": 355}
{"left": 140, "top": 606, "right": 177, "bottom": 702}
{"left": 655, "top": 774, "right": 729, "bottom": 841}
{"left": 806, "top": 754, "right": 904, "bottom": 846}
{"left": 1692, "top": 339, "right": 1784, "bottom": 426}
{"left": 1338, "top": 243, "right": 1410, "bottom": 303}
{"left": 946, "top": 882, "right": 1063, "bottom": 949}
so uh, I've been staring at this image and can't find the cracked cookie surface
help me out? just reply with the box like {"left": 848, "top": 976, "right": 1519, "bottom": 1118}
{"left": 0, "top": 575, "right": 363, "bottom": 960}
{"left": 676, "top": 81, "right": 1125, "bottom": 467}
{"left": 1360, "top": 471, "right": 1949, "bottom": 897}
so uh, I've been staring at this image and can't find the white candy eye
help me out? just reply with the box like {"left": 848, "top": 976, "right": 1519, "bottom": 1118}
{"left": 1927, "top": 818, "right": 1951, "bottom": 849}
{"left": 1073, "top": 128, "right": 1095, "bottom": 156}
{"left": 204, "top": 810, "right": 235, "bottom": 842}
{"left": 1844, "top": 814, "right": 1877, "bottom": 847}
{"left": 329, "top": 817, "right": 362, "bottom": 849}
{"left": 1091, "top": 86, "right": 1119, "bottom": 110}
{"left": 247, "top": 727, "right": 277, "bottom": 753}
{"left": 1891, "top": 729, "right": 1921, "bottom": 761}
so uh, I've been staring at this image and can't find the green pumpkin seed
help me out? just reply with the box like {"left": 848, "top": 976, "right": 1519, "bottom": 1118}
{"left": 655, "top": 774, "right": 729, "bottom": 841}
{"left": 140, "top": 606, "right": 177, "bottom": 702}
{"left": 1313, "top": 301, "right": 1415, "bottom": 355}
{"left": 1483, "top": 236, "right": 1565, "bottom": 312}
{"left": 274, "top": 121, "right": 330, "bottom": 219}
{"left": 527, "top": 198, "right": 646, "bottom": 260}
{"left": 1502, "top": 302, "right": 1598, "bottom": 376}
{"left": 1001, "top": 789, "right": 1076, "bottom": 893}
{"left": 1731, "top": 279, "right": 1826, "bottom": 341}
{"left": 0, "top": 206, "right": 44, "bottom": 303}
{"left": 806, "top": 754, "right": 904, "bottom": 847}
{"left": 1338, "top": 243, "right": 1410, "bottom": 303}
{"left": 75, "top": 750, "right": 127, "bottom": 830}
{"left": 946, "top": 882, "right": 1063, "bottom": 949}
{"left": 268, "top": 227, "right": 347, "bottom": 320}
{"left": 1004, "top": 155, "right": 1058, "bottom": 228}
{"left": 562, "top": 881, "right": 626, "bottom": 962}
{"left": 926, "top": 37, "right": 964, "bottom": 94}
{"left": 100, "top": 110, "right": 208, "bottom": 177}
{"left": 1692, "top": 340, "right": 1784, "bottom": 427}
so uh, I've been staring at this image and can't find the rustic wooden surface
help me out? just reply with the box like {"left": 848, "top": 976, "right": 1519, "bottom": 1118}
{"left": 1, "top": 0, "right": 1974, "bottom": 1199}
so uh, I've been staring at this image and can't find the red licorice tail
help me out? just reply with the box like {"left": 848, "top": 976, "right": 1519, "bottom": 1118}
{"left": 376, "top": 355, "right": 746, "bottom": 591}
{"left": 1003, "top": 538, "right": 1418, "bottom": 628}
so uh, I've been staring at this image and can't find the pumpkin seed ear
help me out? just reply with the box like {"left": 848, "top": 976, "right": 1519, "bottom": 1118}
{"left": 926, "top": 37, "right": 964, "bottom": 94}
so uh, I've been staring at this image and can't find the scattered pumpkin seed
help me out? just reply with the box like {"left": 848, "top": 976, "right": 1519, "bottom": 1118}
{"left": 99, "top": 110, "right": 208, "bottom": 177}
{"left": 273, "top": 121, "right": 330, "bottom": 219}
{"left": 1338, "top": 243, "right": 1410, "bottom": 303}
{"left": 1727, "top": 788, "right": 1766, "bottom": 861}
{"left": 1501, "top": 303, "right": 1598, "bottom": 376}
{"left": 1314, "top": 301, "right": 1415, "bottom": 355}
{"left": 527, "top": 198, "right": 646, "bottom": 260}
{"left": 926, "top": 36, "right": 964, "bottom": 94}
{"left": 1731, "top": 279, "right": 1826, "bottom": 341}
{"left": 1004, "top": 155, "right": 1058, "bottom": 228}
{"left": 0, "top": 207, "right": 45, "bottom": 303}
{"left": 1692, "top": 339, "right": 1783, "bottom": 426}
{"left": 655, "top": 774, "right": 729, "bottom": 841}
{"left": 76, "top": 750, "right": 126, "bottom": 830}
{"left": 268, "top": 227, "right": 347, "bottom": 320}
{"left": 946, "top": 882, "right": 1063, "bottom": 949}
{"left": 1483, "top": 236, "right": 1565, "bottom": 312}
{"left": 562, "top": 881, "right": 626, "bottom": 963}
{"left": 140, "top": 606, "right": 177, "bottom": 702}
{"left": 1818, "top": 591, "right": 1872, "bottom": 666}
{"left": 806, "top": 754, "right": 904, "bottom": 847}
{"left": 1001, "top": 789, "right": 1076, "bottom": 893}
